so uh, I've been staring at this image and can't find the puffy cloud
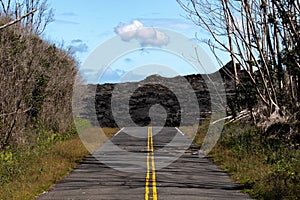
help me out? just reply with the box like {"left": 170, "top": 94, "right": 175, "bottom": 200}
{"left": 115, "top": 20, "right": 143, "bottom": 41}
{"left": 114, "top": 20, "right": 169, "bottom": 47}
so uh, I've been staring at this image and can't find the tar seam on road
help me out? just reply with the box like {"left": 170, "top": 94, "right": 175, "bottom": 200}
{"left": 145, "top": 126, "right": 158, "bottom": 200}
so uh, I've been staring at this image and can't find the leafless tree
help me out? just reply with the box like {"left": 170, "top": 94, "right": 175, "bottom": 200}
{"left": 0, "top": 0, "right": 53, "bottom": 34}
{"left": 177, "top": 0, "right": 300, "bottom": 125}
{"left": 0, "top": 11, "right": 76, "bottom": 149}
{"left": 0, "top": 8, "right": 36, "bottom": 30}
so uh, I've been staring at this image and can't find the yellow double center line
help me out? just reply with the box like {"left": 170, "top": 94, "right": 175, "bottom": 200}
{"left": 145, "top": 126, "right": 158, "bottom": 200}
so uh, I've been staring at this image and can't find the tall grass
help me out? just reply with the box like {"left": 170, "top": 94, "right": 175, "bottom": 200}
{"left": 208, "top": 122, "right": 300, "bottom": 199}
{"left": 0, "top": 124, "right": 119, "bottom": 200}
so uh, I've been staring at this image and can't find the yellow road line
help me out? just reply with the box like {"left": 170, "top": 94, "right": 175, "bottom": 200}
{"left": 145, "top": 126, "right": 158, "bottom": 200}
{"left": 150, "top": 126, "right": 158, "bottom": 200}
{"left": 145, "top": 128, "right": 150, "bottom": 200}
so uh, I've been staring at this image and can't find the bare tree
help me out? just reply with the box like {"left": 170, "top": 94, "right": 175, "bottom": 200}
{"left": 0, "top": 0, "right": 53, "bottom": 34}
{"left": 0, "top": 8, "right": 36, "bottom": 30}
{"left": 177, "top": 0, "right": 300, "bottom": 124}
{"left": 0, "top": 2, "right": 76, "bottom": 149}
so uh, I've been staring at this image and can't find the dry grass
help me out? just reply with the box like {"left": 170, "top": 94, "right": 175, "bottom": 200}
{"left": 1, "top": 136, "right": 89, "bottom": 200}
{"left": 79, "top": 127, "right": 120, "bottom": 153}
{"left": 0, "top": 128, "right": 119, "bottom": 200}
{"left": 189, "top": 121, "right": 300, "bottom": 199}
{"left": 179, "top": 118, "right": 210, "bottom": 145}
{"left": 102, "top": 127, "right": 120, "bottom": 138}
{"left": 210, "top": 145, "right": 272, "bottom": 192}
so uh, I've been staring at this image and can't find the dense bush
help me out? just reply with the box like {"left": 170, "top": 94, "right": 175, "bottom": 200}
{"left": 0, "top": 17, "right": 77, "bottom": 149}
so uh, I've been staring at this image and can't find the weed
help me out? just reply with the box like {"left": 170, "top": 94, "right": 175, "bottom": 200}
{"left": 191, "top": 120, "right": 300, "bottom": 199}
{"left": 0, "top": 127, "right": 119, "bottom": 200}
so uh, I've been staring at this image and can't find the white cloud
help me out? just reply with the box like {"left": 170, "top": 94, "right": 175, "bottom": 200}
{"left": 114, "top": 20, "right": 169, "bottom": 47}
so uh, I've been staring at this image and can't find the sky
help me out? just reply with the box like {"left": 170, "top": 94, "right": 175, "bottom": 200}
{"left": 44, "top": 0, "right": 229, "bottom": 84}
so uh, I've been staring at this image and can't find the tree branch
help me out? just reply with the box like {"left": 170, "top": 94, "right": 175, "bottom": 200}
{"left": 0, "top": 8, "right": 37, "bottom": 30}
{"left": 0, "top": 108, "right": 32, "bottom": 117}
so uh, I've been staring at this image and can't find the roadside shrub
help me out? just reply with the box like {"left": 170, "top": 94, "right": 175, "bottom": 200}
{"left": 210, "top": 122, "right": 300, "bottom": 199}
{"left": 0, "top": 17, "right": 77, "bottom": 149}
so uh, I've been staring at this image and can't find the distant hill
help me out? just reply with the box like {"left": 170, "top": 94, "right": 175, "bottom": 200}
{"left": 77, "top": 65, "right": 235, "bottom": 127}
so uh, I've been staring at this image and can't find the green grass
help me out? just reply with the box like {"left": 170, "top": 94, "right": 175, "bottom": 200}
{"left": 187, "top": 120, "right": 300, "bottom": 200}
{"left": 0, "top": 126, "right": 119, "bottom": 200}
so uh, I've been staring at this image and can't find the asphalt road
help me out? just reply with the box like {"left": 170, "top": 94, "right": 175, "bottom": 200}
{"left": 37, "top": 127, "right": 251, "bottom": 200}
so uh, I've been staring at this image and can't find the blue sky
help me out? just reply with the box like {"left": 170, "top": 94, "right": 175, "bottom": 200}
{"left": 44, "top": 0, "right": 229, "bottom": 83}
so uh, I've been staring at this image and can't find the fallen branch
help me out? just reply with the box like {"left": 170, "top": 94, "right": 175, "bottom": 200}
{"left": 224, "top": 110, "right": 251, "bottom": 125}
{"left": 0, "top": 8, "right": 37, "bottom": 30}
{"left": 211, "top": 115, "right": 233, "bottom": 125}
{"left": 210, "top": 109, "right": 251, "bottom": 125}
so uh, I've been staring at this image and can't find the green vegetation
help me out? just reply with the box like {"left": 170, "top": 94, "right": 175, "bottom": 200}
{"left": 0, "top": 2, "right": 92, "bottom": 199}
{"left": 0, "top": 130, "right": 88, "bottom": 200}
{"left": 0, "top": 14, "right": 76, "bottom": 150}
{"left": 177, "top": 1, "right": 300, "bottom": 198}
{"left": 191, "top": 121, "right": 300, "bottom": 200}
{"left": 1, "top": 1, "right": 299, "bottom": 199}
{"left": 0, "top": 126, "right": 120, "bottom": 200}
